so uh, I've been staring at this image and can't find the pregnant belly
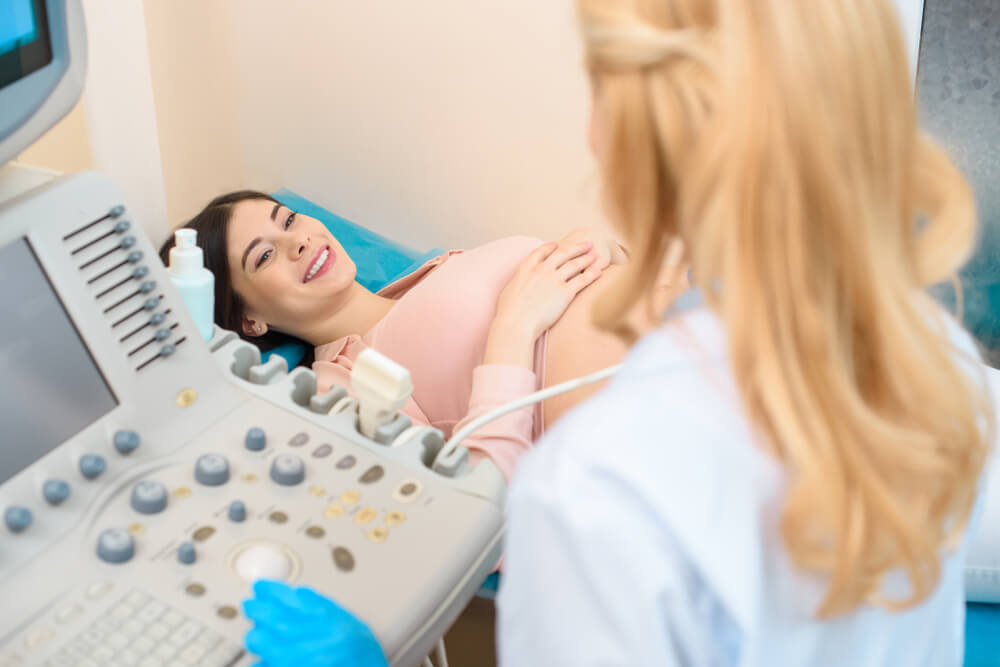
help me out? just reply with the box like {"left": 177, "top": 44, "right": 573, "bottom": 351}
{"left": 542, "top": 266, "right": 631, "bottom": 430}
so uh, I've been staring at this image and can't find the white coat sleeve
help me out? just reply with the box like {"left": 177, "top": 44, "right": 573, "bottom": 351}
{"left": 497, "top": 441, "right": 740, "bottom": 667}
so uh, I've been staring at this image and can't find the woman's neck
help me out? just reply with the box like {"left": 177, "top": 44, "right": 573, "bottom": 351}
{"left": 300, "top": 282, "right": 396, "bottom": 347}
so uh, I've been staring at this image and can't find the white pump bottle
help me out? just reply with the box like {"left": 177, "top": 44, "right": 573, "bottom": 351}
{"left": 167, "top": 228, "right": 215, "bottom": 342}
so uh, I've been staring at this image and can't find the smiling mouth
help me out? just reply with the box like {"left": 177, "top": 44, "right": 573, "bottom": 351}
{"left": 303, "top": 246, "right": 333, "bottom": 283}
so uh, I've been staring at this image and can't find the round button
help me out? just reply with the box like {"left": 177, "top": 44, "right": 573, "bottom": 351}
{"left": 305, "top": 526, "right": 325, "bottom": 539}
{"left": 354, "top": 507, "right": 376, "bottom": 525}
{"left": 139, "top": 280, "right": 156, "bottom": 294}
{"left": 178, "top": 542, "right": 196, "bottom": 564}
{"left": 311, "top": 444, "right": 333, "bottom": 458}
{"left": 97, "top": 528, "right": 135, "bottom": 564}
{"left": 113, "top": 220, "right": 131, "bottom": 233}
{"left": 159, "top": 343, "right": 176, "bottom": 357}
{"left": 119, "top": 236, "right": 136, "bottom": 249}
{"left": 359, "top": 465, "right": 385, "bottom": 484}
{"left": 194, "top": 454, "right": 230, "bottom": 486}
{"left": 268, "top": 511, "right": 288, "bottom": 524}
{"left": 185, "top": 583, "right": 206, "bottom": 597}
{"left": 335, "top": 455, "right": 356, "bottom": 470}
{"left": 234, "top": 544, "right": 292, "bottom": 582}
{"left": 130, "top": 480, "right": 168, "bottom": 514}
{"left": 269, "top": 455, "right": 305, "bottom": 486}
{"left": 288, "top": 432, "right": 309, "bottom": 447}
{"left": 154, "top": 327, "right": 171, "bottom": 341}
{"left": 42, "top": 480, "right": 71, "bottom": 506}
{"left": 244, "top": 427, "right": 266, "bottom": 452}
{"left": 131, "top": 266, "right": 149, "bottom": 279}
{"left": 113, "top": 430, "right": 140, "bottom": 454}
{"left": 192, "top": 526, "right": 215, "bottom": 542}
{"left": 228, "top": 501, "right": 247, "bottom": 522}
{"left": 4, "top": 506, "right": 32, "bottom": 533}
{"left": 110, "top": 205, "right": 125, "bottom": 217}
{"left": 218, "top": 606, "right": 238, "bottom": 620}
{"left": 331, "top": 547, "right": 355, "bottom": 572}
{"left": 79, "top": 454, "right": 107, "bottom": 479}
{"left": 142, "top": 297, "right": 159, "bottom": 310}
{"left": 386, "top": 511, "right": 407, "bottom": 526}
{"left": 149, "top": 311, "right": 167, "bottom": 326}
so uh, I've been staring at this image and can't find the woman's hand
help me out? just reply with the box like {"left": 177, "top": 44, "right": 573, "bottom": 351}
{"left": 484, "top": 241, "right": 603, "bottom": 369}
{"left": 558, "top": 227, "right": 628, "bottom": 269}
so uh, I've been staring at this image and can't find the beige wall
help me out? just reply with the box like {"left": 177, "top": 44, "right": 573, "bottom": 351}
{"left": 16, "top": 100, "right": 94, "bottom": 173}
{"left": 143, "top": 0, "right": 605, "bottom": 249}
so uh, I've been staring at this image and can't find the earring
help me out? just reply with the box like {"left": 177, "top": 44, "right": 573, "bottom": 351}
{"left": 255, "top": 324, "right": 263, "bottom": 334}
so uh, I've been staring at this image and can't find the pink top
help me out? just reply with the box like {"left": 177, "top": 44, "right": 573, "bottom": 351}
{"left": 313, "top": 236, "right": 548, "bottom": 482}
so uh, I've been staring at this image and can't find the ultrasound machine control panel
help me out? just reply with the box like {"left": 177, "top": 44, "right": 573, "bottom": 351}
{"left": 0, "top": 172, "right": 505, "bottom": 667}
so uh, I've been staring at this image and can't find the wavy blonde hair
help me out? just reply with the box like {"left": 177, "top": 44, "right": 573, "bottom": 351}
{"left": 581, "top": 0, "right": 993, "bottom": 616}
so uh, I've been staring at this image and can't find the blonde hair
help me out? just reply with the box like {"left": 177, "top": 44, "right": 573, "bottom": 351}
{"left": 581, "top": 0, "right": 993, "bottom": 616}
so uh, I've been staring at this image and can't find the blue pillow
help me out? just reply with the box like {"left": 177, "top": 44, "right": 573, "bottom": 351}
{"left": 263, "top": 189, "right": 443, "bottom": 368}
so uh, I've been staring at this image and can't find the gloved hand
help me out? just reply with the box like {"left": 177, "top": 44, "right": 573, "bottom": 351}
{"left": 243, "top": 579, "right": 389, "bottom": 667}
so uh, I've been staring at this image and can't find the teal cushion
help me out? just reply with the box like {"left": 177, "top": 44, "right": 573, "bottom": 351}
{"left": 965, "top": 603, "right": 1000, "bottom": 666}
{"left": 263, "top": 189, "right": 443, "bottom": 368}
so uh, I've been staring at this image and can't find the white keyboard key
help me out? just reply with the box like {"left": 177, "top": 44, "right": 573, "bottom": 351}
{"left": 153, "top": 643, "right": 177, "bottom": 661}
{"left": 89, "top": 645, "right": 115, "bottom": 661}
{"left": 160, "top": 611, "right": 184, "bottom": 629}
{"left": 137, "top": 601, "right": 166, "bottom": 624}
{"left": 179, "top": 645, "right": 206, "bottom": 664}
{"left": 118, "top": 648, "right": 141, "bottom": 666}
{"left": 107, "top": 632, "right": 130, "bottom": 650}
{"left": 24, "top": 625, "right": 55, "bottom": 651}
{"left": 167, "top": 661, "right": 187, "bottom": 667}
{"left": 85, "top": 580, "right": 114, "bottom": 601}
{"left": 70, "top": 639, "right": 92, "bottom": 655}
{"left": 44, "top": 656, "right": 72, "bottom": 667}
{"left": 146, "top": 623, "right": 169, "bottom": 641}
{"left": 95, "top": 617, "right": 121, "bottom": 634}
{"left": 110, "top": 603, "right": 134, "bottom": 620}
{"left": 132, "top": 636, "right": 156, "bottom": 654}
{"left": 122, "top": 619, "right": 144, "bottom": 637}
{"left": 54, "top": 603, "right": 84, "bottom": 625}
{"left": 80, "top": 628, "right": 106, "bottom": 644}
{"left": 193, "top": 631, "right": 222, "bottom": 651}
{"left": 206, "top": 643, "right": 243, "bottom": 667}
{"left": 138, "top": 658, "right": 163, "bottom": 667}
{"left": 169, "top": 621, "right": 202, "bottom": 646}
{"left": 125, "top": 591, "right": 150, "bottom": 608}
{"left": 78, "top": 660, "right": 98, "bottom": 667}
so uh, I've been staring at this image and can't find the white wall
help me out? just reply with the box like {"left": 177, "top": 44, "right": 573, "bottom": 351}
{"left": 147, "top": 0, "right": 603, "bottom": 250}
{"left": 80, "top": 0, "right": 168, "bottom": 243}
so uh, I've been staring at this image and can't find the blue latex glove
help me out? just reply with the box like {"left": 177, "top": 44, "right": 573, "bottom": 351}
{"left": 243, "top": 580, "right": 389, "bottom": 667}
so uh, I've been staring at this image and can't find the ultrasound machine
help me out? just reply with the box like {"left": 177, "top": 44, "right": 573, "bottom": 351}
{"left": 0, "top": 2, "right": 504, "bottom": 666}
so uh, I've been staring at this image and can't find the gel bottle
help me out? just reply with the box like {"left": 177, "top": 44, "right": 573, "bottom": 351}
{"left": 167, "top": 228, "right": 215, "bottom": 342}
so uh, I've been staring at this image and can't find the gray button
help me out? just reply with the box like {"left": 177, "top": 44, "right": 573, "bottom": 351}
{"left": 331, "top": 547, "right": 355, "bottom": 572}
{"left": 149, "top": 311, "right": 167, "bottom": 326}
{"left": 126, "top": 250, "right": 143, "bottom": 263}
{"left": 139, "top": 280, "right": 156, "bottom": 294}
{"left": 288, "top": 432, "right": 309, "bottom": 447}
{"left": 178, "top": 542, "right": 196, "bottom": 564}
{"left": 79, "top": 454, "right": 107, "bottom": 480}
{"left": 113, "top": 220, "right": 131, "bottom": 233}
{"left": 270, "top": 455, "right": 305, "bottom": 486}
{"left": 5, "top": 506, "right": 32, "bottom": 533}
{"left": 358, "top": 465, "right": 385, "bottom": 485}
{"left": 154, "top": 328, "right": 171, "bottom": 341}
{"left": 97, "top": 528, "right": 135, "bottom": 564}
{"left": 159, "top": 343, "right": 176, "bottom": 357}
{"left": 192, "top": 526, "right": 215, "bottom": 542}
{"left": 228, "top": 501, "right": 247, "bottom": 522}
{"left": 110, "top": 205, "right": 125, "bottom": 217}
{"left": 335, "top": 455, "right": 356, "bottom": 470}
{"left": 130, "top": 481, "right": 168, "bottom": 514}
{"left": 119, "top": 236, "right": 136, "bottom": 249}
{"left": 132, "top": 266, "right": 149, "bottom": 279}
{"left": 311, "top": 444, "right": 333, "bottom": 459}
{"left": 244, "top": 427, "right": 266, "bottom": 451}
{"left": 142, "top": 298, "right": 159, "bottom": 310}
{"left": 43, "top": 480, "right": 71, "bottom": 506}
{"left": 194, "top": 454, "right": 230, "bottom": 486}
{"left": 113, "top": 430, "right": 140, "bottom": 454}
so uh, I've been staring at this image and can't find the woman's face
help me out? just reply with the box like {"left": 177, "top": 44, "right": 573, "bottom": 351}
{"left": 226, "top": 199, "right": 357, "bottom": 336}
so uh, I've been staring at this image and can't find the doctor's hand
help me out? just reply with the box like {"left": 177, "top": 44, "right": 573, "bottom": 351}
{"left": 485, "top": 241, "right": 602, "bottom": 370}
{"left": 243, "top": 580, "right": 388, "bottom": 667}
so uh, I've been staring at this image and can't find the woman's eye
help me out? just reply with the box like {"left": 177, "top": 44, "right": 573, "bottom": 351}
{"left": 284, "top": 212, "right": 296, "bottom": 229}
{"left": 256, "top": 249, "right": 272, "bottom": 268}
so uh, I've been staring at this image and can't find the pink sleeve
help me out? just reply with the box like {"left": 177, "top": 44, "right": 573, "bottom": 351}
{"left": 455, "top": 364, "right": 538, "bottom": 484}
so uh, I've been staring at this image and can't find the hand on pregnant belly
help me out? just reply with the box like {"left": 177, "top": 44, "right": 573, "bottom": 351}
{"left": 484, "top": 240, "right": 604, "bottom": 369}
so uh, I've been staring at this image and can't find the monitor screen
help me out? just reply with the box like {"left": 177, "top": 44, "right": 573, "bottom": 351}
{"left": 0, "top": 239, "right": 118, "bottom": 485}
{"left": 0, "top": 0, "right": 52, "bottom": 91}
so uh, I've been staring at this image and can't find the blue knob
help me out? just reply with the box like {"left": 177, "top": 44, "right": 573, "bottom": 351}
{"left": 113, "top": 430, "right": 140, "bottom": 455}
{"left": 142, "top": 298, "right": 159, "bottom": 310}
{"left": 43, "top": 480, "right": 71, "bottom": 506}
{"left": 132, "top": 266, "right": 149, "bottom": 279}
{"left": 119, "top": 236, "right": 136, "bottom": 249}
{"left": 154, "top": 328, "right": 171, "bottom": 341}
{"left": 113, "top": 220, "right": 131, "bottom": 233}
{"left": 178, "top": 542, "right": 196, "bottom": 564}
{"left": 79, "top": 454, "right": 107, "bottom": 480}
{"left": 97, "top": 528, "right": 135, "bottom": 564}
{"left": 110, "top": 205, "right": 125, "bottom": 217}
{"left": 5, "top": 506, "right": 32, "bottom": 533}
{"left": 149, "top": 311, "right": 167, "bottom": 326}
{"left": 228, "top": 501, "right": 247, "bottom": 522}
{"left": 245, "top": 427, "right": 267, "bottom": 451}
{"left": 126, "top": 250, "right": 143, "bottom": 263}
{"left": 159, "top": 343, "right": 176, "bottom": 357}
{"left": 130, "top": 481, "right": 168, "bottom": 514}
{"left": 139, "top": 280, "right": 156, "bottom": 294}
{"left": 194, "top": 454, "right": 230, "bottom": 486}
{"left": 270, "top": 455, "right": 306, "bottom": 486}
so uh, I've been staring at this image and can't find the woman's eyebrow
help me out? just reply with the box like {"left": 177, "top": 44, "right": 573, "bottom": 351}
{"left": 242, "top": 237, "right": 263, "bottom": 271}
{"left": 270, "top": 203, "right": 281, "bottom": 220}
